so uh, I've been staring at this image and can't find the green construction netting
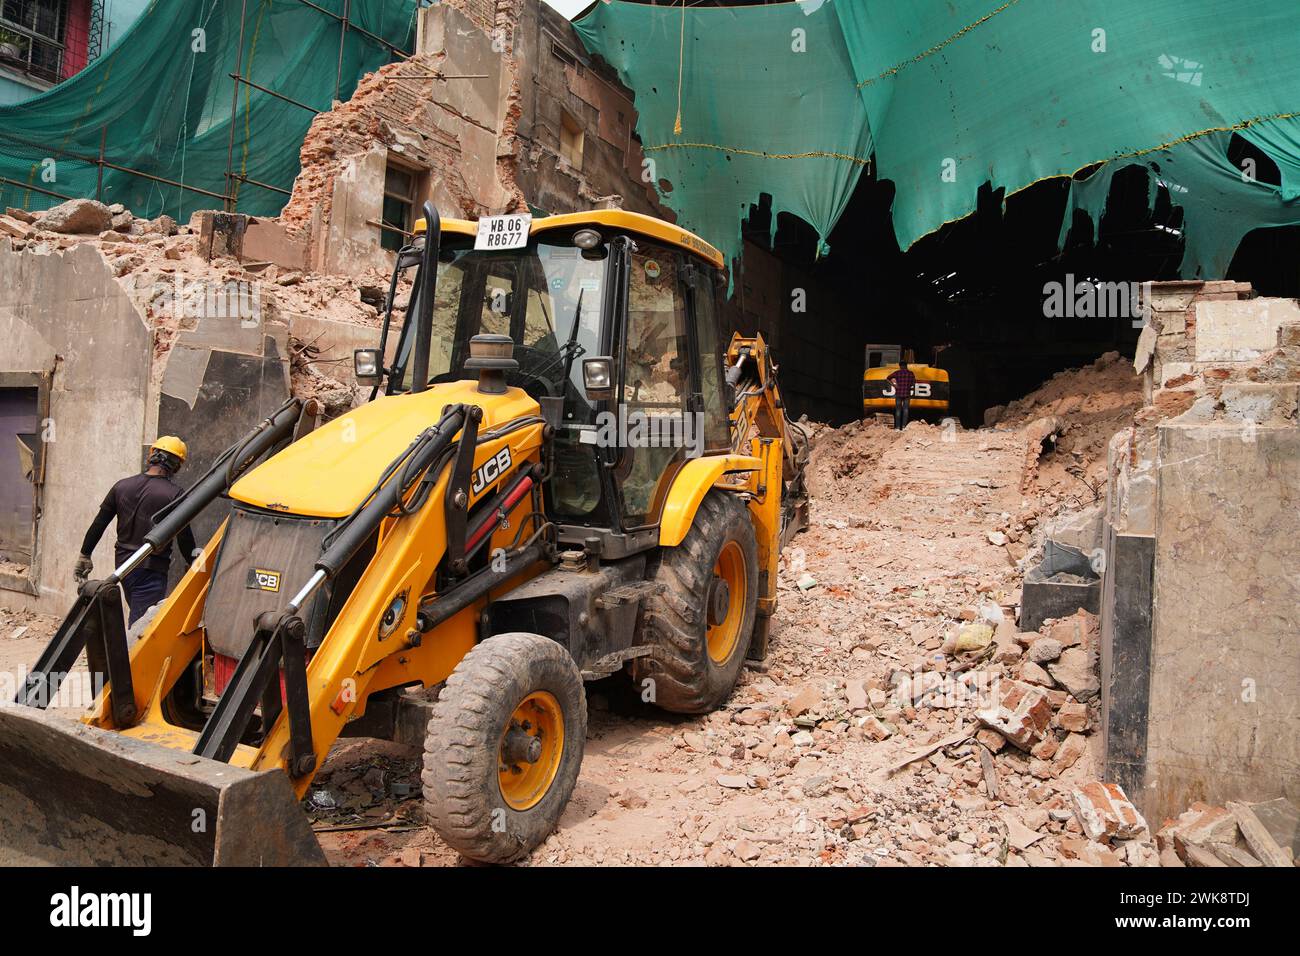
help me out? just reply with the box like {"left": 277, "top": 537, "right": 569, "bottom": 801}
{"left": 575, "top": 0, "right": 1300, "bottom": 280}
{"left": 0, "top": 0, "right": 419, "bottom": 222}
{"left": 574, "top": 0, "right": 871, "bottom": 277}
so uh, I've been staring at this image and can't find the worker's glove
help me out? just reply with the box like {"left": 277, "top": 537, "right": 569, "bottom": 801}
{"left": 73, "top": 554, "right": 93, "bottom": 583}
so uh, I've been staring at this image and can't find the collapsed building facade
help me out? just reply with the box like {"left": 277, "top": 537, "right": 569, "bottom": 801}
{"left": 0, "top": 0, "right": 1296, "bottom": 857}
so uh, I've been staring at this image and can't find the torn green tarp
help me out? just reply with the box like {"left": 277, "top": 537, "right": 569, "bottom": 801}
{"left": 1062, "top": 119, "right": 1300, "bottom": 278}
{"left": 0, "top": 0, "right": 417, "bottom": 222}
{"left": 835, "top": 0, "right": 1300, "bottom": 275}
{"left": 575, "top": 0, "right": 1300, "bottom": 281}
{"left": 573, "top": 0, "right": 871, "bottom": 278}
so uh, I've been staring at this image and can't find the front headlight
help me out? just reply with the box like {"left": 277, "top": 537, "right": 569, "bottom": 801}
{"left": 353, "top": 348, "right": 382, "bottom": 386}
{"left": 582, "top": 356, "right": 613, "bottom": 401}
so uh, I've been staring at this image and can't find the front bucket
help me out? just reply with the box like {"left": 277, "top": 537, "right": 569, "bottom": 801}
{"left": 0, "top": 706, "right": 326, "bottom": 866}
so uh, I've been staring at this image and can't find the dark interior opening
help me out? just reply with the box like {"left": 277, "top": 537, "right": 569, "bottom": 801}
{"left": 721, "top": 149, "right": 1300, "bottom": 426}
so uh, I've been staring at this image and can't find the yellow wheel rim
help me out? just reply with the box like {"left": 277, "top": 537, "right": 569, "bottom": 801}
{"left": 706, "top": 540, "right": 748, "bottom": 664}
{"left": 497, "top": 691, "right": 564, "bottom": 811}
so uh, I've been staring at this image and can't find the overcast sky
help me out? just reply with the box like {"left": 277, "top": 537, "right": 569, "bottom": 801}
{"left": 541, "top": 0, "right": 591, "bottom": 20}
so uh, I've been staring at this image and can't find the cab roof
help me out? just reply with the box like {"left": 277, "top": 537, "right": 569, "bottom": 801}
{"left": 413, "top": 209, "right": 724, "bottom": 270}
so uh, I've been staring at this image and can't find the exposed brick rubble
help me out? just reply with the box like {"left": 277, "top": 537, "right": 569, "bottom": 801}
{"left": 281, "top": 51, "right": 522, "bottom": 239}
{"left": 1156, "top": 798, "right": 1298, "bottom": 867}
{"left": 0, "top": 200, "right": 397, "bottom": 417}
{"left": 311, "top": 410, "right": 1252, "bottom": 867}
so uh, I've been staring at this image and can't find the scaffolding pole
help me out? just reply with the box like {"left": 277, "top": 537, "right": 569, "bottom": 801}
{"left": 335, "top": 0, "right": 351, "bottom": 104}
{"left": 219, "top": 0, "right": 411, "bottom": 215}
{"left": 223, "top": 0, "right": 251, "bottom": 212}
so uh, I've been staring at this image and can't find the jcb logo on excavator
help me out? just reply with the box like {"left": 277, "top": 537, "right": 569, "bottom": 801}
{"left": 471, "top": 447, "right": 512, "bottom": 497}
{"left": 246, "top": 568, "right": 282, "bottom": 593}
{"left": 882, "top": 382, "right": 932, "bottom": 398}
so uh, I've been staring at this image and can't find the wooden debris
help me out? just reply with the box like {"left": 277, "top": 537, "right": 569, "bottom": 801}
{"left": 979, "top": 744, "right": 1000, "bottom": 800}
{"left": 887, "top": 725, "right": 972, "bottom": 775}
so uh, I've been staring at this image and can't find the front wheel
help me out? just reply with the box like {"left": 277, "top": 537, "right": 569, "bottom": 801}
{"left": 636, "top": 490, "right": 759, "bottom": 713}
{"left": 421, "top": 633, "right": 586, "bottom": 864}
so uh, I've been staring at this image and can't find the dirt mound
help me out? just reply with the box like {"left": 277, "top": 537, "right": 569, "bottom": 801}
{"left": 992, "top": 351, "right": 1140, "bottom": 429}
{"left": 990, "top": 352, "right": 1143, "bottom": 493}
{"left": 805, "top": 417, "right": 898, "bottom": 502}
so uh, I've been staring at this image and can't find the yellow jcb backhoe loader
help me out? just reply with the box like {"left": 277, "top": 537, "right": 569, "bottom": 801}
{"left": 0, "top": 204, "right": 807, "bottom": 866}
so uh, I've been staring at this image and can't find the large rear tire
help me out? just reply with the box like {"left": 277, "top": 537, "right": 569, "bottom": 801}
{"left": 421, "top": 633, "right": 586, "bottom": 864}
{"left": 638, "top": 491, "right": 758, "bottom": 713}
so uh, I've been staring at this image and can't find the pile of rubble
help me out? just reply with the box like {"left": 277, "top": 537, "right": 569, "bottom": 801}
{"left": 987, "top": 351, "right": 1143, "bottom": 503}
{"left": 1, "top": 198, "right": 405, "bottom": 417}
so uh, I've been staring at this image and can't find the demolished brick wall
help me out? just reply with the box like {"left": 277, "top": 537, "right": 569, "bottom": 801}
{"left": 283, "top": 0, "right": 667, "bottom": 279}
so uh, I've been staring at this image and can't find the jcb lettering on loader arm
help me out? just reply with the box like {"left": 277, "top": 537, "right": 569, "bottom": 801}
{"left": 2, "top": 204, "right": 807, "bottom": 866}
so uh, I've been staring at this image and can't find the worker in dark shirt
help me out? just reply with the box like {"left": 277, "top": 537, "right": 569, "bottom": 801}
{"left": 77, "top": 436, "right": 198, "bottom": 625}
{"left": 887, "top": 361, "right": 917, "bottom": 431}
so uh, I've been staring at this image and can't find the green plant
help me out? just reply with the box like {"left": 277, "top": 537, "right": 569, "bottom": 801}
{"left": 0, "top": 27, "right": 29, "bottom": 51}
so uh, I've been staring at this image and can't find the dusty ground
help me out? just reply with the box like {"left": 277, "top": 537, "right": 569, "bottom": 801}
{"left": 1, "top": 362, "right": 1155, "bottom": 867}
{"left": 311, "top": 406, "right": 1145, "bottom": 867}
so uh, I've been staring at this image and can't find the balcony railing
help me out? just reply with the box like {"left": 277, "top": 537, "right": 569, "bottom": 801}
{"left": 0, "top": 3, "right": 67, "bottom": 86}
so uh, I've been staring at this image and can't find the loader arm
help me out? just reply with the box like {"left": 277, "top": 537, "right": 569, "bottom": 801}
{"left": 247, "top": 413, "right": 550, "bottom": 796}
{"left": 725, "top": 333, "right": 810, "bottom": 547}
{"left": 715, "top": 333, "right": 810, "bottom": 659}
{"left": 2, "top": 379, "right": 556, "bottom": 863}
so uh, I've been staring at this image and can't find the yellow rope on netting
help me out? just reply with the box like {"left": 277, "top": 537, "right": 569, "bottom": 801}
{"left": 646, "top": 141, "right": 870, "bottom": 166}
{"left": 857, "top": 0, "right": 1022, "bottom": 89}
{"left": 673, "top": 0, "right": 685, "bottom": 136}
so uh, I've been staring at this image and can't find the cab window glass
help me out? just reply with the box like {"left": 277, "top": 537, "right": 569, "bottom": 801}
{"left": 618, "top": 247, "right": 689, "bottom": 526}
{"left": 690, "top": 269, "right": 730, "bottom": 452}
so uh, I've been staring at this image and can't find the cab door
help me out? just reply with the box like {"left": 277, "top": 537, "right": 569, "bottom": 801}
{"left": 611, "top": 242, "right": 694, "bottom": 530}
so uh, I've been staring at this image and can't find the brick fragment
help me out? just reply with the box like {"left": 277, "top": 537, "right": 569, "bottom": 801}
{"left": 1070, "top": 781, "right": 1147, "bottom": 842}
{"left": 975, "top": 679, "right": 1053, "bottom": 751}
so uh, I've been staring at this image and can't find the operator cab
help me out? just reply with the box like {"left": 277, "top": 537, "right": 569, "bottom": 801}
{"left": 355, "top": 206, "right": 732, "bottom": 559}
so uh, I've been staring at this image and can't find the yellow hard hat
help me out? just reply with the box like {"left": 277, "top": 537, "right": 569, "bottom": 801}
{"left": 151, "top": 435, "right": 188, "bottom": 463}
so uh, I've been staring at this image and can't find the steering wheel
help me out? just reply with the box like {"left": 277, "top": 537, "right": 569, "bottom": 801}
{"left": 509, "top": 342, "right": 574, "bottom": 398}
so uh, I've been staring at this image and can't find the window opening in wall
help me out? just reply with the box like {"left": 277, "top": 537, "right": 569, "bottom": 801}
{"left": 0, "top": 373, "right": 48, "bottom": 592}
{"left": 381, "top": 158, "right": 423, "bottom": 253}
{"left": 560, "top": 109, "right": 584, "bottom": 171}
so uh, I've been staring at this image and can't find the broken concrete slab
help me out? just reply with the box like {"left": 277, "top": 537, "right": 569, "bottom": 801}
{"left": 39, "top": 198, "right": 113, "bottom": 234}
{"left": 1240, "top": 797, "right": 1300, "bottom": 858}
{"left": 1226, "top": 801, "right": 1294, "bottom": 867}
{"left": 1047, "top": 646, "right": 1100, "bottom": 702}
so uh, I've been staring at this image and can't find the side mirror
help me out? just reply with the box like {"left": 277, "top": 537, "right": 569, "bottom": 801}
{"left": 582, "top": 356, "right": 613, "bottom": 402}
{"left": 354, "top": 348, "right": 383, "bottom": 387}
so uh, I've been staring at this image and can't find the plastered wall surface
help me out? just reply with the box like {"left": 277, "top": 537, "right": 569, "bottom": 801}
{"left": 0, "top": 241, "right": 151, "bottom": 612}
{"left": 1145, "top": 421, "right": 1300, "bottom": 822}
